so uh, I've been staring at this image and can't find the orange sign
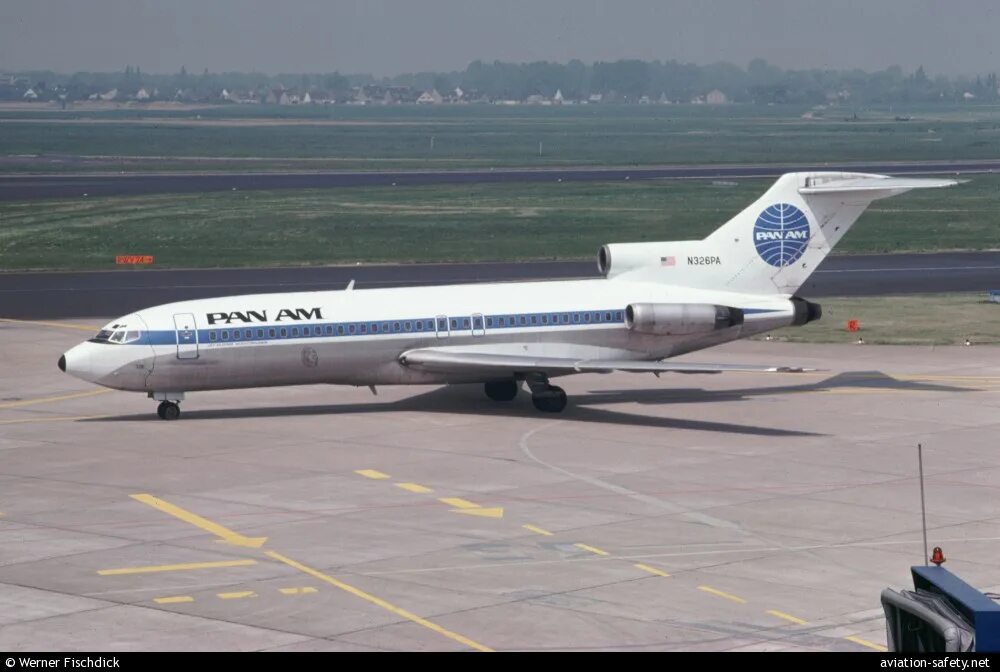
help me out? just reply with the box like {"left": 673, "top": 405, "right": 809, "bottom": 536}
{"left": 116, "top": 255, "right": 154, "bottom": 265}
{"left": 846, "top": 319, "right": 860, "bottom": 332}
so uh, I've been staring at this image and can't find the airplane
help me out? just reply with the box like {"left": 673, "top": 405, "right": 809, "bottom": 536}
{"left": 58, "top": 171, "right": 957, "bottom": 420}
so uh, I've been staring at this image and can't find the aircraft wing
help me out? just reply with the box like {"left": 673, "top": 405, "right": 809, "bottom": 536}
{"left": 398, "top": 348, "right": 813, "bottom": 376}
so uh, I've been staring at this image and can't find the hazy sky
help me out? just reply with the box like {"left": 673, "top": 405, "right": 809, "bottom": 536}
{"left": 2, "top": 0, "right": 998, "bottom": 76}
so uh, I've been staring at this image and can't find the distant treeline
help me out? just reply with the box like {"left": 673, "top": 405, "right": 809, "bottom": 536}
{"left": 9, "top": 59, "right": 1000, "bottom": 104}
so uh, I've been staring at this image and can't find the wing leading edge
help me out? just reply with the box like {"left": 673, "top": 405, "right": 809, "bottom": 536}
{"left": 399, "top": 348, "right": 813, "bottom": 376}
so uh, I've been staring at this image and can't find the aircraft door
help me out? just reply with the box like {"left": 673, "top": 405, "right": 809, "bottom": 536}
{"left": 435, "top": 315, "right": 449, "bottom": 339}
{"left": 173, "top": 313, "right": 199, "bottom": 359}
{"left": 472, "top": 313, "right": 485, "bottom": 337}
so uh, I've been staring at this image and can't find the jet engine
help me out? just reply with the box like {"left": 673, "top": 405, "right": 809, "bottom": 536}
{"left": 625, "top": 303, "right": 744, "bottom": 336}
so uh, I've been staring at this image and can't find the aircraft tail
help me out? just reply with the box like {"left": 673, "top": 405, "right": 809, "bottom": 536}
{"left": 601, "top": 172, "right": 958, "bottom": 295}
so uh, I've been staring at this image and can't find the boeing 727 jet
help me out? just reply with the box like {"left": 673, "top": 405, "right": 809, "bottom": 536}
{"left": 58, "top": 172, "right": 956, "bottom": 419}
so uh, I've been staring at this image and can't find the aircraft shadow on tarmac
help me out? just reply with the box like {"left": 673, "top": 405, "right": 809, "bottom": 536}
{"left": 84, "top": 370, "right": 974, "bottom": 437}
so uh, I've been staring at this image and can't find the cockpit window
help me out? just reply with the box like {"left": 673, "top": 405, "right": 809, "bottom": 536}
{"left": 89, "top": 326, "right": 142, "bottom": 345}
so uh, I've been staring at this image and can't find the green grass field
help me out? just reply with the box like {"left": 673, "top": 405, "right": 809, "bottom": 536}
{"left": 765, "top": 293, "right": 1000, "bottom": 346}
{"left": 1, "top": 176, "right": 997, "bottom": 270}
{"left": 4, "top": 102, "right": 1000, "bottom": 172}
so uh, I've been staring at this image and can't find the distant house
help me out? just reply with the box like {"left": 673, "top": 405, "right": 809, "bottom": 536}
{"left": 219, "top": 88, "right": 231, "bottom": 101}
{"left": 100, "top": 88, "right": 118, "bottom": 101}
{"left": 136, "top": 88, "right": 150, "bottom": 100}
{"left": 525, "top": 93, "right": 548, "bottom": 105}
{"left": 22, "top": 88, "right": 38, "bottom": 100}
{"left": 553, "top": 89, "right": 564, "bottom": 104}
{"left": 963, "top": 91, "right": 976, "bottom": 100}
{"left": 301, "top": 91, "right": 312, "bottom": 104}
{"left": 453, "top": 86, "right": 464, "bottom": 100}
{"left": 705, "top": 89, "right": 728, "bottom": 104}
{"left": 587, "top": 93, "right": 603, "bottom": 103}
{"left": 417, "top": 89, "right": 443, "bottom": 104}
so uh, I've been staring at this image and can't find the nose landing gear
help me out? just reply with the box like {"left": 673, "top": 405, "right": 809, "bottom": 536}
{"left": 156, "top": 401, "right": 181, "bottom": 420}
{"left": 149, "top": 392, "right": 185, "bottom": 421}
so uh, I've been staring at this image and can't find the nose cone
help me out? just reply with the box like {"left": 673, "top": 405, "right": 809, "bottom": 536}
{"left": 58, "top": 354, "right": 66, "bottom": 372}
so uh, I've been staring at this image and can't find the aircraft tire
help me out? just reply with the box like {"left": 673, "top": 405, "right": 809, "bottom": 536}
{"left": 531, "top": 387, "right": 567, "bottom": 413}
{"left": 485, "top": 380, "right": 519, "bottom": 401}
{"left": 157, "top": 401, "right": 181, "bottom": 421}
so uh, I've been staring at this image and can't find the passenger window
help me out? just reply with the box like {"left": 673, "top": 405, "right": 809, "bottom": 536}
{"left": 222, "top": 331, "right": 230, "bottom": 340}
{"left": 292, "top": 327, "right": 299, "bottom": 337}
{"left": 463, "top": 318, "right": 470, "bottom": 328}
{"left": 256, "top": 329, "right": 263, "bottom": 338}
{"left": 584, "top": 313, "right": 591, "bottom": 322}
{"left": 372, "top": 323, "right": 379, "bottom": 333}
{"left": 573, "top": 313, "right": 580, "bottom": 323}
{"left": 605, "top": 312, "right": 612, "bottom": 322}
{"left": 520, "top": 316, "right": 527, "bottom": 325}
{"left": 541, "top": 315, "right": 548, "bottom": 324}
{"left": 209, "top": 332, "right": 217, "bottom": 342}
{"left": 394, "top": 321, "right": 401, "bottom": 332}
{"left": 474, "top": 316, "right": 483, "bottom": 329}
{"left": 279, "top": 328, "right": 287, "bottom": 338}
{"left": 325, "top": 326, "right": 332, "bottom": 335}
{"left": 450, "top": 319, "right": 457, "bottom": 329}
{"left": 415, "top": 321, "right": 423, "bottom": 331}
{"left": 562, "top": 314, "right": 569, "bottom": 323}
{"left": 269, "top": 328, "right": 276, "bottom": 338}
{"left": 404, "top": 321, "right": 412, "bottom": 331}
{"left": 498, "top": 317, "right": 506, "bottom": 327}
{"left": 233, "top": 330, "right": 241, "bottom": 340}
{"left": 486, "top": 317, "right": 493, "bottom": 327}
{"left": 530, "top": 316, "right": 537, "bottom": 325}
{"left": 615, "top": 311, "right": 622, "bottom": 321}
{"left": 438, "top": 317, "right": 448, "bottom": 331}
{"left": 337, "top": 325, "right": 344, "bottom": 335}
{"left": 349, "top": 324, "right": 356, "bottom": 334}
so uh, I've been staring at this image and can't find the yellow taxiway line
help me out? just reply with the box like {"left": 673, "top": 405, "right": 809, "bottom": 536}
{"left": 766, "top": 609, "right": 808, "bottom": 625}
{"left": 0, "top": 414, "right": 111, "bottom": 425}
{"left": 574, "top": 543, "right": 610, "bottom": 556}
{"left": 98, "top": 559, "right": 257, "bottom": 576}
{"left": 522, "top": 524, "right": 553, "bottom": 536}
{"left": 0, "top": 389, "right": 110, "bottom": 410}
{"left": 130, "top": 493, "right": 267, "bottom": 548}
{"left": 355, "top": 469, "right": 390, "bottom": 479}
{"left": 0, "top": 317, "right": 98, "bottom": 332}
{"left": 154, "top": 596, "right": 194, "bottom": 604}
{"left": 697, "top": 585, "right": 747, "bottom": 604}
{"left": 265, "top": 550, "right": 493, "bottom": 652}
{"left": 845, "top": 635, "right": 888, "bottom": 652}
{"left": 634, "top": 563, "right": 671, "bottom": 578}
{"left": 396, "top": 482, "right": 433, "bottom": 494}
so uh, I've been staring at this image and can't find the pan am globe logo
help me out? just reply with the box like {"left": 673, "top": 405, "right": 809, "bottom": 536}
{"left": 753, "top": 203, "right": 811, "bottom": 267}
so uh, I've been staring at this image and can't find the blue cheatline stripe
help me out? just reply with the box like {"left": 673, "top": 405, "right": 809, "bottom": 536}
{"left": 122, "top": 306, "right": 783, "bottom": 346}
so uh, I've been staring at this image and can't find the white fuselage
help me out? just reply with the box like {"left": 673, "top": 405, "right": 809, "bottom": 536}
{"left": 60, "top": 277, "right": 798, "bottom": 394}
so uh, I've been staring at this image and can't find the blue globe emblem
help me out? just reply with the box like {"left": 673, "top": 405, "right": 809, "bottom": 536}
{"left": 753, "top": 203, "right": 811, "bottom": 267}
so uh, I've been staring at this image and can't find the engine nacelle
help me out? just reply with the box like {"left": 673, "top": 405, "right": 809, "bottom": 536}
{"left": 790, "top": 297, "right": 823, "bottom": 325}
{"left": 625, "top": 303, "right": 744, "bottom": 336}
{"left": 598, "top": 242, "right": 668, "bottom": 278}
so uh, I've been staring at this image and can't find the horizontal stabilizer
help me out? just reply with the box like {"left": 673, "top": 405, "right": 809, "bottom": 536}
{"left": 798, "top": 175, "right": 959, "bottom": 194}
{"left": 400, "top": 348, "right": 814, "bottom": 376}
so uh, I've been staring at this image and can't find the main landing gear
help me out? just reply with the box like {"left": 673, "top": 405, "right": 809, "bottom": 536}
{"left": 484, "top": 377, "right": 567, "bottom": 413}
{"left": 156, "top": 401, "right": 181, "bottom": 421}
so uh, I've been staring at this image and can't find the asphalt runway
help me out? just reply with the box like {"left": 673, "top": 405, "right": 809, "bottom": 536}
{"left": 1, "top": 252, "right": 998, "bottom": 319}
{"left": 2, "top": 159, "right": 999, "bottom": 201}
{"left": 2, "top": 320, "right": 999, "bottom": 651}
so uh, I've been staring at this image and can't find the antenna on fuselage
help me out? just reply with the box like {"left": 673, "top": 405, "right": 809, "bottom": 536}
{"left": 346, "top": 279, "right": 355, "bottom": 291}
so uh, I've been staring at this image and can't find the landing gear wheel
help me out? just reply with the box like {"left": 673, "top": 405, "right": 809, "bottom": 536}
{"left": 157, "top": 401, "right": 181, "bottom": 421}
{"left": 484, "top": 380, "right": 519, "bottom": 402}
{"left": 531, "top": 386, "right": 567, "bottom": 413}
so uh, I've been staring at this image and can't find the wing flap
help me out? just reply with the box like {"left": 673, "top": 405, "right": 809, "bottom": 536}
{"left": 399, "top": 348, "right": 812, "bottom": 375}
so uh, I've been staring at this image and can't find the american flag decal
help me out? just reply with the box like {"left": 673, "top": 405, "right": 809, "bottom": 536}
{"left": 660, "top": 256, "right": 676, "bottom": 266}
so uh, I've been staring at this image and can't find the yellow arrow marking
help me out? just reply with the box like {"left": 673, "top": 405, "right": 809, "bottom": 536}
{"left": 355, "top": 469, "right": 390, "bottom": 479}
{"left": 698, "top": 585, "right": 747, "bottom": 604}
{"left": 98, "top": 559, "right": 257, "bottom": 575}
{"left": 0, "top": 389, "right": 111, "bottom": 410}
{"left": 522, "top": 524, "right": 553, "bottom": 536}
{"left": 574, "top": 543, "right": 610, "bottom": 556}
{"left": 635, "top": 563, "right": 671, "bottom": 577}
{"left": 130, "top": 493, "right": 267, "bottom": 548}
{"left": 279, "top": 587, "right": 318, "bottom": 595}
{"left": 265, "top": 550, "right": 492, "bottom": 652}
{"left": 0, "top": 317, "right": 98, "bottom": 332}
{"left": 438, "top": 497, "right": 479, "bottom": 509}
{"left": 767, "top": 610, "right": 808, "bottom": 625}
{"left": 218, "top": 591, "right": 257, "bottom": 600}
{"left": 154, "top": 596, "right": 194, "bottom": 604}
{"left": 845, "top": 635, "right": 888, "bottom": 652}
{"left": 453, "top": 507, "right": 504, "bottom": 519}
{"left": 396, "top": 482, "right": 433, "bottom": 494}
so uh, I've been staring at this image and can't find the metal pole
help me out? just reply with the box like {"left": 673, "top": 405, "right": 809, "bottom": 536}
{"left": 918, "top": 443, "right": 929, "bottom": 566}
